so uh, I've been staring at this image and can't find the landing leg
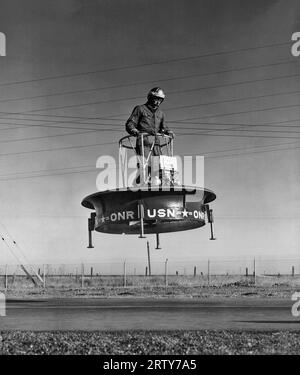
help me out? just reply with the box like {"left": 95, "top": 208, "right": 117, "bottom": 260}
{"left": 87, "top": 213, "right": 96, "bottom": 248}
{"left": 208, "top": 208, "right": 216, "bottom": 240}
{"left": 155, "top": 233, "right": 162, "bottom": 249}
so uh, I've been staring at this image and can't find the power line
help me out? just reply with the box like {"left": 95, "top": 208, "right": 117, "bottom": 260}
{"left": 170, "top": 119, "right": 300, "bottom": 128}
{"left": 0, "top": 59, "right": 295, "bottom": 105}
{"left": 176, "top": 127, "right": 300, "bottom": 135}
{"left": 23, "top": 71, "right": 300, "bottom": 113}
{"left": 1, "top": 82, "right": 300, "bottom": 138}
{"left": 0, "top": 163, "right": 94, "bottom": 178}
{"left": 175, "top": 102, "right": 300, "bottom": 122}
{"left": 0, "top": 168, "right": 96, "bottom": 181}
{"left": 177, "top": 131, "right": 300, "bottom": 140}
{"left": 0, "top": 123, "right": 300, "bottom": 148}
{"left": 206, "top": 143, "right": 300, "bottom": 160}
{"left": 0, "top": 118, "right": 299, "bottom": 147}
{"left": 0, "top": 86, "right": 300, "bottom": 136}
{"left": 164, "top": 88, "right": 300, "bottom": 114}
{"left": 2, "top": 84, "right": 300, "bottom": 132}
{"left": 0, "top": 140, "right": 116, "bottom": 158}
{"left": 0, "top": 141, "right": 298, "bottom": 181}
{"left": 199, "top": 140, "right": 300, "bottom": 155}
{"left": 0, "top": 130, "right": 98, "bottom": 145}
{"left": 0, "top": 117, "right": 299, "bottom": 150}
{"left": 0, "top": 41, "right": 290, "bottom": 87}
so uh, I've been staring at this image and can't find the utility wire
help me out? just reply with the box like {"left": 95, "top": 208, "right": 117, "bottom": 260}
{"left": 177, "top": 131, "right": 300, "bottom": 140}
{"left": 174, "top": 102, "right": 300, "bottom": 122}
{"left": 0, "top": 41, "right": 290, "bottom": 87}
{"left": 23, "top": 71, "right": 300, "bottom": 113}
{"left": 0, "top": 59, "right": 295, "bottom": 105}
{"left": 0, "top": 141, "right": 116, "bottom": 158}
{"left": 1, "top": 85, "right": 300, "bottom": 131}
{"left": 0, "top": 164, "right": 94, "bottom": 178}
{"left": 0, "top": 142, "right": 298, "bottom": 181}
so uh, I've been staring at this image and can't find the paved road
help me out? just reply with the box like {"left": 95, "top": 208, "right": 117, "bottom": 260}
{"left": 0, "top": 297, "right": 299, "bottom": 331}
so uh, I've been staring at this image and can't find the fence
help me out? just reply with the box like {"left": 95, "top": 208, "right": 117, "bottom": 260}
{"left": 0, "top": 258, "right": 300, "bottom": 290}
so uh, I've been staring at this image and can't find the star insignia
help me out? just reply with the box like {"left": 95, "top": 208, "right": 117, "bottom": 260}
{"left": 181, "top": 208, "right": 189, "bottom": 218}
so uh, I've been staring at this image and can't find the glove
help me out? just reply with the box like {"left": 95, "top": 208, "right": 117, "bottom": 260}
{"left": 131, "top": 129, "right": 139, "bottom": 137}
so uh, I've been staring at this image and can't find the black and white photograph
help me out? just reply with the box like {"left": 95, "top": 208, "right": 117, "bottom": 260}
{"left": 0, "top": 0, "right": 300, "bottom": 363}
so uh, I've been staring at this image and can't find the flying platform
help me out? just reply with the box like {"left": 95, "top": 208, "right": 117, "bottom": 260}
{"left": 82, "top": 133, "right": 217, "bottom": 249}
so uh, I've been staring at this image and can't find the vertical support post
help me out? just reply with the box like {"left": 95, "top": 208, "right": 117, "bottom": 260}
{"left": 206, "top": 206, "right": 216, "bottom": 240}
{"left": 253, "top": 258, "right": 256, "bottom": 286}
{"left": 145, "top": 266, "right": 148, "bottom": 276}
{"left": 164, "top": 258, "right": 168, "bottom": 290}
{"left": 87, "top": 213, "right": 95, "bottom": 248}
{"left": 246, "top": 267, "right": 248, "bottom": 277}
{"left": 147, "top": 241, "right": 151, "bottom": 276}
{"left": 141, "top": 133, "right": 145, "bottom": 184}
{"left": 155, "top": 233, "right": 161, "bottom": 249}
{"left": 194, "top": 266, "right": 196, "bottom": 277}
{"left": 81, "top": 263, "right": 84, "bottom": 288}
{"left": 90, "top": 267, "right": 93, "bottom": 279}
{"left": 138, "top": 201, "right": 146, "bottom": 238}
{"left": 207, "top": 259, "right": 210, "bottom": 286}
{"left": 43, "top": 264, "right": 46, "bottom": 289}
{"left": 292, "top": 266, "right": 295, "bottom": 277}
{"left": 5, "top": 264, "right": 8, "bottom": 290}
{"left": 123, "top": 260, "right": 127, "bottom": 287}
{"left": 88, "top": 224, "right": 93, "bottom": 249}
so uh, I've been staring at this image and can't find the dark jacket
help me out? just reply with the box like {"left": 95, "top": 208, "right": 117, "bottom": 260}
{"left": 126, "top": 103, "right": 170, "bottom": 136}
{"left": 125, "top": 103, "right": 170, "bottom": 155}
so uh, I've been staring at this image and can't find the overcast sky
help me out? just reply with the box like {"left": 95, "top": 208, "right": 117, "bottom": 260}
{"left": 0, "top": 0, "right": 299, "bottom": 273}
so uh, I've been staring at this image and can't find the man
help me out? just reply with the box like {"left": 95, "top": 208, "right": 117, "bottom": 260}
{"left": 125, "top": 87, "right": 175, "bottom": 157}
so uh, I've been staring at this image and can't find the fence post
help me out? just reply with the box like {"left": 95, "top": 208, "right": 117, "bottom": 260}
{"left": 246, "top": 267, "right": 248, "bottom": 277}
{"left": 90, "top": 267, "right": 93, "bottom": 279}
{"left": 81, "top": 263, "right": 84, "bottom": 288}
{"left": 123, "top": 260, "right": 127, "bottom": 287}
{"left": 194, "top": 266, "right": 196, "bottom": 277}
{"left": 292, "top": 266, "right": 295, "bottom": 277}
{"left": 164, "top": 258, "right": 168, "bottom": 290}
{"left": 253, "top": 257, "right": 256, "bottom": 286}
{"left": 207, "top": 259, "right": 210, "bottom": 286}
{"left": 5, "top": 264, "right": 8, "bottom": 290}
{"left": 43, "top": 264, "right": 46, "bottom": 289}
{"left": 145, "top": 266, "right": 148, "bottom": 276}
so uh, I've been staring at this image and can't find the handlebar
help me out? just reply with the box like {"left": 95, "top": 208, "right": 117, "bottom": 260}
{"left": 119, "top": 132, "right": 173, "bottom": 149}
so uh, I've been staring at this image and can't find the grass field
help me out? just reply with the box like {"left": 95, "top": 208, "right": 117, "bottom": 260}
{"left": 1, "top": 330, "right": 300, "bottom": 355}
{"left": 1, "top": 274, "right": 299, "bottom": 299}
